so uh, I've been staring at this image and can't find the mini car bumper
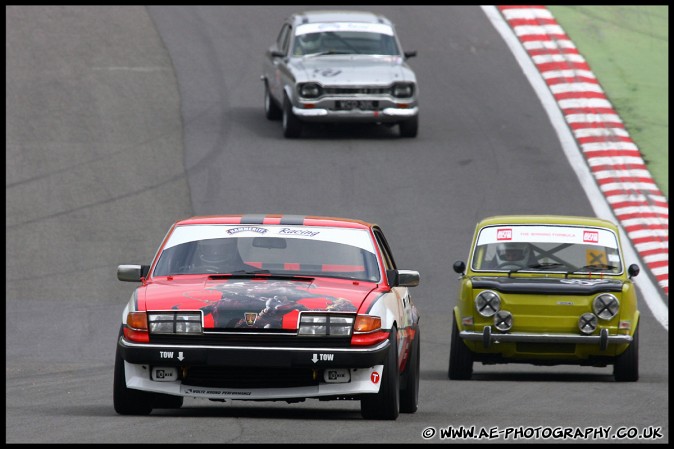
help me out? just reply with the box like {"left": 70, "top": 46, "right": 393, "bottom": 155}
{"left": 292, "top": 105, "right": 418, "bottom": 123}
{"left": 461, "top": 328, "right": 632, "bottom": 350}
{"left": 118, "top": 337, "right": 390, "bottom": 400}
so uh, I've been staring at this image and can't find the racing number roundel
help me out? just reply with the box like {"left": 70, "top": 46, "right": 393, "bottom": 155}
{"left": 371, "top": 371, "right": 380, "bottom": 384}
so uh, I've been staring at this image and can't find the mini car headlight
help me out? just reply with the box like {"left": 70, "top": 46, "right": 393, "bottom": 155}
{"left": 298, "top": 314, "right": 354, "bottom": 336}
{"left": 493, "top": 310, "right": 513, "bottom": 332}
{"left": 592, "top": 294, "right": 620, "bottom": 320}
{"left": 148, "top": 312, "right": 202, "bottom": 334}
{"left": 578, "top": 313, "right": 598, "bottom": 335}
{"left": 475, "top": 290, "right": 501, "bottom": 317}
{"left": 299, "top": 83, "right": 322, "bottom": 99}
{"left": 392, "top": 83, "right": 414, "bottom": 98}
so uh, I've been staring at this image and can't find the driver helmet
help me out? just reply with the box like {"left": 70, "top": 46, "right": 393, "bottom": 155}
{"left": 299, "top": 32, "right": 322, "bottom": 53}
{"left": 198, "top": 238, "right": 239, "bottom": 265}
{"left": 495, "top": 242, "right": 531, "bottom": 264}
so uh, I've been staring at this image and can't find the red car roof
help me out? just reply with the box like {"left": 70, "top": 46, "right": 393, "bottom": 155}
{"left": 175, "top": 214, "right": 374, "bottom": 229}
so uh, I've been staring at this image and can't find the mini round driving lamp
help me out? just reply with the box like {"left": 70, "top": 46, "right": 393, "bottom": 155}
{"left": 475, "top": 290, "right": 501, "bottom": 317}
{"left": 493, "top": 310, "right": 513, "bottom": 332}
{"left": 593, "top": 294, "right": 620, "bottom": 320}
{"left": 578, "top": 313, "right": 598, "bottom": 335}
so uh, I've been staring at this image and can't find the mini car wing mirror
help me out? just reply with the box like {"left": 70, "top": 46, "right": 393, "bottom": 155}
{"left": 453, "top": 261, "right": 466, "bottom": 275}
{"left": 403, "top": 50, "right": 417, "bottom": 59}
{"left": 117, "top": 264, "right": 148, "bottom": 282}
{"left": 387, "top": 269, "right": 420, "bottom": 287}
{"left": 270, "top": 49, "right": 285, "bottom": 58}
{"left": 628, "top": 264, "right": 640, "bottom": 278}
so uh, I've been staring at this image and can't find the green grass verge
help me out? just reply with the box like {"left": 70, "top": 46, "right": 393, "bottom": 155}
{"left": 548, "top": 6, "right": 668, "bottom": 199}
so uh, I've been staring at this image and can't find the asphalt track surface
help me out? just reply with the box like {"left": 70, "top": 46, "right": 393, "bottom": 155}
{"left": 5, "top": 5, "right": 669, "bottom": 444}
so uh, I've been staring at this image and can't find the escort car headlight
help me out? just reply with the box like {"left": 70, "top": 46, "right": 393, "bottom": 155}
{"left": 148, "top": 312, "right": 202, "bottom": 334}
{"left": 298, "top": 314, "right": 354, "bottom": 336}
{"left": 299, "top": 83, "right": 322, "bottom": 99}
{"left": 392, "top": 83, "right": 414, "bottom": 98}
{"left": 592, "top": 294, "right": 620, "bottom": 320}
{"left": 475, "top": 290, "right": 501, "bottom": 317}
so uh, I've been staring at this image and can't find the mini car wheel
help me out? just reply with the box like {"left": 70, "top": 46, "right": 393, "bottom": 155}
{"left": 448, "top": 315, "right": 473, "bottom": 380}
{"left": 282, "top": 94, "right": 302, "bottom": 138}
{"left": 614, "top": 323, "right": 639, "bottom": 382}
{"left": 264, "top": 81, "right": 282, "bottom": 120}
{"left": 399, "top": 115, "right": 418, "bottom": 138}
{"left": 361, "top": 327, "right": 400, "bottom": 420}
{"left": 399, "top": 328, "right": 420, "bottom": 414}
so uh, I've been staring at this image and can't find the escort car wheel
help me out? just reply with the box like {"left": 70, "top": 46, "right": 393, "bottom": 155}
{"left": 398, "top": 115, "right": 418, "bottom": 138}
{"left": 282, "top": 94, "right": 302, "bottom": 138}
{"left": 264, "top": 81, "right": 282, "bottom": 120}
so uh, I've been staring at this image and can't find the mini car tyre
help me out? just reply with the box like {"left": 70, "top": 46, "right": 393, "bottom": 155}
{"left": 361, "top": 327, "right": 400, "bottom": 420}
{"left": 399, "top": 328, "right": 420, "bottom": 414}
{"left": 399, "top": 115, "right": 418, "bottom": 138}
{"left": 613, "top": 324, "right": 639, "bottom": 382}
{"left": 282, "top": 94, "right": 302, "bottom": 138}
{"left": 448, "top": 315, "right": 473, "bottom": 380}
{"left": 264, "top": 81, "right": 282, "bottom": 120}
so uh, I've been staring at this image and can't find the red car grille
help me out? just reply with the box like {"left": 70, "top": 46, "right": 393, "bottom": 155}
{"left": 182, "top": 366, "right": 319, "bottom": 389}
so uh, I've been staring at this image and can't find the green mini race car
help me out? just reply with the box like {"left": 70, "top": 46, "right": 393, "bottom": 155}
{"left": 449, "top": 215, "right": 640, "bottom": 382}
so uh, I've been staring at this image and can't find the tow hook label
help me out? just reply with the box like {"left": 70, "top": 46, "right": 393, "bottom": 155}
{"left": 159, "top": 351, "right": 185, "bottom": 361}
{"left": 311, "top": 353, "right": 334, "bottom": 363}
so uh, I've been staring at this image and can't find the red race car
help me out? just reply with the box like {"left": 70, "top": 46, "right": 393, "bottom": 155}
{"left": 114, "top": 214, "right": 421, "bottom": 420}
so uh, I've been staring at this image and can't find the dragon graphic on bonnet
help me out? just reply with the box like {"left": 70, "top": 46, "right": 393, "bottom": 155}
{"left": 195, "top": 280, "right": 357, "bottom": 329}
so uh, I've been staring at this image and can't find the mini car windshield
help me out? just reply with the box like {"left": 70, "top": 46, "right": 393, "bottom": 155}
{"left": 293, "top": 31, "right": 400, "bottom": 56}
{"left": 153, "top": 225, "right": 381, "bottom": 282}
{"left": 471, "top": 224, "right": 623, "bottom": 274}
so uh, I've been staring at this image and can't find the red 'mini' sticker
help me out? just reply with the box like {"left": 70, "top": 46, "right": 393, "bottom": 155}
{"left": 496, "top": 228, "right": 512, "bottom": 240}
{"left": 583, "top": 231, "right": 599, "bottom": 243}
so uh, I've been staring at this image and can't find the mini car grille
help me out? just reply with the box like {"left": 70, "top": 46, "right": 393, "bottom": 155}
{"left": 323, "top": 87, "right": 391, "bottom": 96}
{"left": 182, "top": 366, "right": 319, "bottom": 389}
{"left": 149, "top": 333, "right": 352, "bottom": 348}
{"left": 516, "top": 343, "right": 576, "bottom": 354}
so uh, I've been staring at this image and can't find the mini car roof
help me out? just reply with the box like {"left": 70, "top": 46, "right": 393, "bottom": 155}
{"left": 476, "top": 215, "right": 619, "bottom": 230}
{"left": 175, "top": 214, "right": 374, "bottom": 229}
{"left": 291, "top": 10, "right": 392, "bottom": 27}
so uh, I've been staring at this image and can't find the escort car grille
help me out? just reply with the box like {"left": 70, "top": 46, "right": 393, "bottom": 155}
{"left": 149, "top": 333, "right": 352, "bottom": 348}
{"left": 182, "top": 366, "right": 319, "bottom": 389}
{"left": 322, "top": 87, "right": 390, "bottom": 95}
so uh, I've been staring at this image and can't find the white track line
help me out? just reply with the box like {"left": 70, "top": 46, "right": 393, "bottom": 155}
{"left": 482, "top": 5, "right": 668, "bottom": 330}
